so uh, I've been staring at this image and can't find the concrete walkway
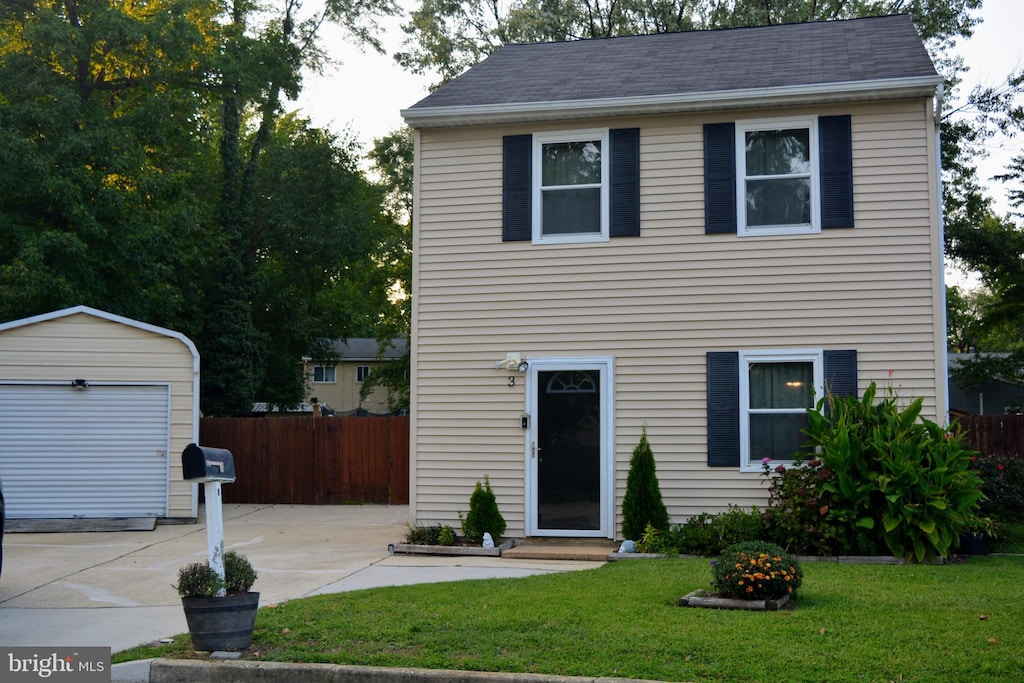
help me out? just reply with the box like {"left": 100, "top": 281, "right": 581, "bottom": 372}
{"left": 0, "top": 505, "right": 605, "bottom": 656}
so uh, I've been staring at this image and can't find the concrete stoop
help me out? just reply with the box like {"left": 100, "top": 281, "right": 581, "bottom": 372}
{"left": 501, "top": 544, "right": 616, "bottom": 562}
{"left": 136, "top": 659, "right": 673, "bottom": 683}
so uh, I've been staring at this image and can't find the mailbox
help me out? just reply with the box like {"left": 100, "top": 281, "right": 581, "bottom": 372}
{"left": 182, "top": 444, "right": 236, "bottom": 483}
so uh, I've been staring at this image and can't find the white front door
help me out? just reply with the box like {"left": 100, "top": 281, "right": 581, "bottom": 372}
{"left": 526, "top": 358, "right": 614, "bottom": 538}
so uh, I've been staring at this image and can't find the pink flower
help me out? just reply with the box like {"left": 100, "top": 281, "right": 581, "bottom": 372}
{"left": 761, "top": 457, "right": 771, "bottom": 464}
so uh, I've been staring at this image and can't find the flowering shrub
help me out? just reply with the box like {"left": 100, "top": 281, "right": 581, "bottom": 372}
{"left": 711, "top": 541, "right": 803, "bottom": 600}
{"left": 973, "top": 453, "right": 1024, "bottom": 522}
{"left": 761, "top": 458, "right": 880, "bottom": 556}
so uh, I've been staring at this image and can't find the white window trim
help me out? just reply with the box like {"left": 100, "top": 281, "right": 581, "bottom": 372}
{"left": 735, "top": 116, "right": 820, "bottom": 237}
{"left": 738, "top": 349, "right": 824, "bottom": 472}
{"left": 312, "top": 365, "right": 336, "bottom": 384}
{"left": 532, "top": 128, "right": 610, "bottom": 245}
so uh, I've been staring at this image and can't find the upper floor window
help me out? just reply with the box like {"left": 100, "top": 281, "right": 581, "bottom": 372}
{"left": 738, "top": 350, "right": 824, "bottom": 471}
{"left": 736, "top": 117, "right": 819, "bottom": 236}
{"left": 356, "top": 366, "right": 371, "bottom": 382}
{"left": 704, "top": 115, "right": 853, "bottom": 235}
{"left": 313, "top": 366, "right": 336, "bottom": 383}
{"left": 533, "top": 129, "right": 609, "bottom": 244}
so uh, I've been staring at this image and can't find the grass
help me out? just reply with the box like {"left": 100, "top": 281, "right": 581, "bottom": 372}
{"left": 116, "top": 556, "right": 1024, "bottom": 681}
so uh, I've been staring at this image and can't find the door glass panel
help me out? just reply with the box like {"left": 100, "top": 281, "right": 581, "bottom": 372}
{"left": 537, "top": 370, "right": 601, "bottom": 530}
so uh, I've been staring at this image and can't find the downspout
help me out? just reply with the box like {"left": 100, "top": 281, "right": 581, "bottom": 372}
{"left": 935, "top": 81, "right": 950, "bottom": 425}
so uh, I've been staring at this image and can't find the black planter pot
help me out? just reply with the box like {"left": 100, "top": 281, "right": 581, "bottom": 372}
{"left": 181, "top": 592, "right": 260, "bottom": 651}
{"left": 958, "top": 532, "right": 987, "bottom": 556}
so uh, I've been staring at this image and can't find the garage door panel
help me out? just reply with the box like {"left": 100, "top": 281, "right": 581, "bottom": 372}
{"left": 0, "top": 384, "right": 170, "bottom": 519}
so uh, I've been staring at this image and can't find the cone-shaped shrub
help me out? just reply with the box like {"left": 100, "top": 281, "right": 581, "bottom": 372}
{"left": 462, "top": 475, "right": 506, "bottom": 543}
{"left": 622, "top": 427, "right": 669, "bottom": 540}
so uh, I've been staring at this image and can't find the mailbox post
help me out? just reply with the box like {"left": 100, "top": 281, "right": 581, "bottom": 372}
{"left": 182, "top": 444, "right": 236, "bottom": 596}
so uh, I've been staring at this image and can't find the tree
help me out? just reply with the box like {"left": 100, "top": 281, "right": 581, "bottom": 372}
{"left": 0, "top": 0, "right": 220, "bottom": 327}
{"left": 357, "top": 126, "right": 414, "bottom": 411}
{"left": 621, "top": 427, "right": 669, "bottom": 541}
{"left": 0, "top": 0, "right": 405, "bottom": 416}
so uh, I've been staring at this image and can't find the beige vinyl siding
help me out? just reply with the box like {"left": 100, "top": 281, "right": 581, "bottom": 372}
{"left": 0, "top": 312, "right": 197, "bottom": 517}
{"left": 412, "top": 99, "right": 943, "bottom": 537}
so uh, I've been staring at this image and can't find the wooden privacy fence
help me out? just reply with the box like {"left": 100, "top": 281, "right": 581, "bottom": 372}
{"left": 956, "top": 414, "right": 1024, "bottom": 457}
{"left": 199, "top": 416, "right": 409, "bottom": 505}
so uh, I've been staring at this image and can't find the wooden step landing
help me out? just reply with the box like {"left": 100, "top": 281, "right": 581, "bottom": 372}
{"left": 502, "top": 541, "right": 616, "bottom": 562}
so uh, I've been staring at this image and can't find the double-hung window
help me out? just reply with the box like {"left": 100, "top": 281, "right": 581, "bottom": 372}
{"left": 738, "top": 350, "right": 823, "bottom": 471}
{"left": 736, "top": 118, "right": 819, "bottom": 236}
{"left": 532, "top": 129, "right": 609, "bottom": 244}
{"left": 313, "top": 365, "right": 336, "bottom": 383}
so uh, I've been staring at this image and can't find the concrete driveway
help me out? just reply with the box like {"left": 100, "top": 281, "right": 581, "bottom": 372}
{"left": 0, "top": 504, "right": 602, "bottom": 653}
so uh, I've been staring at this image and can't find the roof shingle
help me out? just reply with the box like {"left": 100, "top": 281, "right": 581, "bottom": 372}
{"left": 405, "top": 15, "right": 938, "bottom": 117}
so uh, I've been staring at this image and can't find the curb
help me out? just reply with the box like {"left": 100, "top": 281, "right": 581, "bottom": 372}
{"left": 113, "top": 659, "right": 675, "bottom": 683}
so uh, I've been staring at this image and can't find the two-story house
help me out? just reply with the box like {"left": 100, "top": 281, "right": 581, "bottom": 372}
{"left": 401, "top": 15, "right": 947, "bottom": 540}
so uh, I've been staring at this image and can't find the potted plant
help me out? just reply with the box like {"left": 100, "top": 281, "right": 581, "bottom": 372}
{"left": 175, "top": 550, "right": 259, "bottom": 651}
{"left": 959, "top": 515, "right": 1000, "bottom": 556}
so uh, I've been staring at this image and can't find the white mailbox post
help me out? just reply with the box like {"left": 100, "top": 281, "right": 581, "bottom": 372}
{"left": 181, "top": 444, "right": 237, "bottom": 595}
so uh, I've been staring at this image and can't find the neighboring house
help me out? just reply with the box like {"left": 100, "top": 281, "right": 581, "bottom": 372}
{"left": 949, "top": 353, "right": 1024, "bottom": 415}
{"left": 301, "top": 338, "right": 407, "bottom": 415}
{"left": 401, "top": 15, "right": 947, "bottom": 540}
{"left": 0, "top": 306, "right": 199, "bottom": 520}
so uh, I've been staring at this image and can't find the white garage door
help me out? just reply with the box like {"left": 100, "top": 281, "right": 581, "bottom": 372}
{"left": 0, "top": 384, "right": 170, "bottom": 519}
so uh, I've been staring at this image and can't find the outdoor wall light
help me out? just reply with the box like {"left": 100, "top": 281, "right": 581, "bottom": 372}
{"left": 72, "top": 378, "right": 89, "bottom": 390}
{"left": 495, "top": 353, "right": 524, "bottom": 371}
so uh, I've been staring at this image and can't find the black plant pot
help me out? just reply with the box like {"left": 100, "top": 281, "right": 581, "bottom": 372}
{"left": 181, "top": 592, "right": 260, "bottom": 651}
{"left": 958, "top": 532, "right": 987, "bottom": 556}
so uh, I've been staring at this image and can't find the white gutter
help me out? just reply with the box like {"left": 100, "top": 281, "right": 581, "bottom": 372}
{"left": 935, "top": 81, "right": 950, "bottom": 424}
{"left": 402, "top": 76, "right": 944, "bottom": 128}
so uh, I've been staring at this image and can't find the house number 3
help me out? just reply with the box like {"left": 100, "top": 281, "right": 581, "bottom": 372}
{"left": 508, "top": 376, "right": 516, "bottom": 387}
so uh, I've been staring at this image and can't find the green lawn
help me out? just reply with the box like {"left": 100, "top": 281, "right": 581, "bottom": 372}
{"left": 118, "top": 556, "right": 1024, "bottom": 682}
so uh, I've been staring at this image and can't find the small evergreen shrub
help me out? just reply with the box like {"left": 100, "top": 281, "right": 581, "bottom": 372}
{"left": 175, "top": 562, "right": 224, "bottom": 598}
{"left": 405, "top": 524, "right": 443, "bottom": 545}
{"left": 175, "top": 550, "right": 256, "bottom": 597}
{"left": 974, "top": 453, "right": 1024, "bottom": 522}
{"left": 222, "top": 550, "right": 258, "bottom": 594}
{"left": 462, "top": 475, "right": 506, "bottom": 543}
{"left": 711, "top": 541, "right": 803, "bottom": 600}
{"left": 621, "top": 427, "right": 669, "bottom": 541}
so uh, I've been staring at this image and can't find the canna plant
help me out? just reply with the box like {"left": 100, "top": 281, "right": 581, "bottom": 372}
{"left": 803, "top": 382, "right": 984, "bottom": 562}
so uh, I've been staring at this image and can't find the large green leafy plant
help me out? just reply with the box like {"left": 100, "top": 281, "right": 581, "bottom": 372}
{"left": 804, "top": 383, "right": 983, "bottom": 562}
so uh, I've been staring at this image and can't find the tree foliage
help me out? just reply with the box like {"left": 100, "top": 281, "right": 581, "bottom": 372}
{"left": 621, "top": 427, "right": 669, "bottom": 541}
{"left": 398, "top": 0, "right": 983, "bottom": 86}
{"left": 0, "top": 0, "right": 401, "bottom": 415}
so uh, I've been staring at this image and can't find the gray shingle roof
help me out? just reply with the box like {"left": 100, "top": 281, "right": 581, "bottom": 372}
{"left": 404, "top": 15, "right": 939, "bottom": 124}
{"left": 328, "top": 338, "right": 407, "bottom": 361}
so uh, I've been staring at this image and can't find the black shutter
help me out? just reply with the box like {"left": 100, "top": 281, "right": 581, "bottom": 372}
{"left": 819, "top": 115, "right": 854, "bottom": 229}
{"left": 706, "top": 351, "right": 740, "bottom": 467}
{"left": 824, "top": 349, "right": 858, "bottom": 399}
{"left": 703, "top": 122, "right": 737, "bottom": 234}
{"left": 610, "top": 128, "right": 640, "bottom": 237}
{"left": 502, "top": 134, "right": 532, "bottom": 241}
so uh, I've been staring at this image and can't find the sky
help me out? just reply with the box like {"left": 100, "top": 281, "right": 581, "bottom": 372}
{"left": 293, "top": 0, "right": 1023, "bottom": 212}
